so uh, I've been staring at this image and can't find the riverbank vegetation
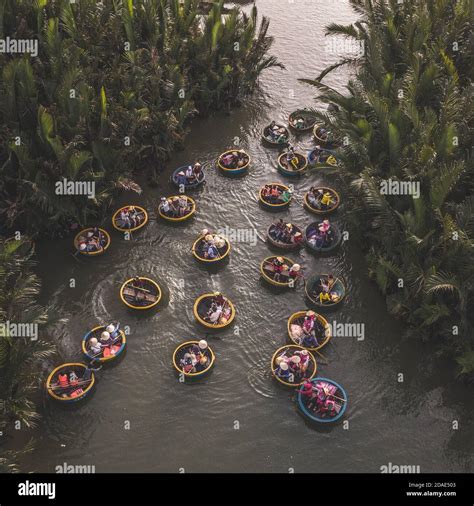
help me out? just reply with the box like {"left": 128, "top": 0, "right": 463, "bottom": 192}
{"left": 0, "top": 0, "right": 280, "bottom": 236}
{"left": 0, "top": 238, "right": 54, "bottom": 471}
{"left": 303, "top": 0, "right": 473, "bottom": 378}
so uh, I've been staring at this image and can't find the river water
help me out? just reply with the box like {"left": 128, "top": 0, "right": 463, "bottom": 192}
{"left": 28, "top": 0, "right": 472, "bottom": 473}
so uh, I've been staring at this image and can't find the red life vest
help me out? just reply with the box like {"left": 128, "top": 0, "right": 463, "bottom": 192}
{"left": 58, "top": 374, "right": 68, "bottom": 386}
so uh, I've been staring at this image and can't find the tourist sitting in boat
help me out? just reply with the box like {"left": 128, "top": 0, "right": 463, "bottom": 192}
{"left": 271, "top": 256, "right": 285, "bottom": 282}
{"left": 123, "top": 206, "right": 144, "bottom": 229}
{"left": 76, "top": 228, "right": 106, "bottom": 253}
{"left": 97, "top": 329, "right": 121, "bottom": 358}
{"left": 106, "top": 322, "right": 121, "bottom": 339}
{"left": 221, "top": 151, "right": 248, "bottom": 169}
{"left": 193, "top": 162, "right": 203, "bottom": 180}
{"left": 176, "top": 171, "right": 187, "bottom": 186}
{"left": 306, "top": 219, "right": 334, "bottom": 248}
{"left": 160, "top": 197, "right": 171, "bottom": 214}
{"left": 291, "top": 115, "right": 306, "bottom": 130}
{"left": 195, "top": 229, "right": 227, "bottom": 260}
{"left": 307, "top": 187, "right": 334, "bottom": 211}
{"left": 203, "top": 295, "right": 232, "bottom": 326}
{"left": 179, "top": 340, "right": 210, "bottom": 373}
{"left": 311, "top": 274, "right": 339, "bottom": 304}
{"left": 274, "top": 358, "right": 291, "bottom": 381}
{"left": 288, "top": 263, "right": 302, "bottom": 282}
{"left": 268, "top": 122, "right": 288, "bottom": 143}
{"left": 303, "top": 381, "right": 341, "bottom": 417}
{"left": 185, "top": 164, "right": 194, "bottom": 180}
{"left": 290, "top": 310, "right": 325, "bottom": 348}
{"left": 317, "top": 127, "right": 328, "bottom": 141}
{"left": 275, "top": 352, "right": 306, "bottom": 383}
{"left": 69, "top": 371, "right": 79, "bottom": 384}
{"left": 295, "top": 349, "right": 310, "bottom": 372}
{"left": 89, "top": 337, "right": 102, "bottom": 356}
{"left": 178, "top": 196, "right": 190, "bottom": 217}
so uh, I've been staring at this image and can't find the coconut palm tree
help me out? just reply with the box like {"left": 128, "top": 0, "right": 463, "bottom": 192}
{"left": 0, "top": 0, "right": 280, "bottom": 236}
{"left": 0, "top": 238, "right": 55, "bottom": 439}
{"left": 301, "top": 0, "right": 474, "bottom": 378}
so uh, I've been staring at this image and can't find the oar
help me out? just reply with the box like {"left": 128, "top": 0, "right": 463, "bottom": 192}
{"left": 129, "top": 285, "right": 152, "bottom": 294}
{"left": 49, "top": 378, "right": 93, "bottom": 390}
{"left": 311, "top": 348, "right": 329, "bottom": 364}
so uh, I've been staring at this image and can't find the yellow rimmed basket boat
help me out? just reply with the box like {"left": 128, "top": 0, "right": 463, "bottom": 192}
{"left": 271, "top": 345, "right": 317, "bottom": 388}
{"left": 217, "top": 149, "right": 250, "bottom": 175}
{"left": 158, "top": 196, "right": 196, "bottom": 222}
{"left": 313, "top": 125, "right": 341, "bottom": 148}
{"left": 277, "top": 152, "right": 308, "bottom": 177}
{"left": 303, "top": 187, "right": 341, "bottom": 215}
{"left": 73, "top": 228, "right": 111, "bottom": 256}
{"left": 120, "top": 277, "right": 162, "bottom": 310}
{"left": 172, "top": 340, "right": 215, "bottom": 380}
{"left": 262, "top": 123, "right": 290, "bottom": 146}
{"left": 288, "top": 109, "right": 317, "bottom": 132}
{"left": 258, "top": 183, "right": 293, "bottom": 210}
{"left": 260, "top": 255, "right": 296, "bottom": 288}
{"left": 287, "top": 311, "right": 332, "bottom": 351}
{"left": 112, "top": 205, "right": 148, "bottom": 232}
{"left": 46, "top": 363, "right": 95, "bottom": 403}
{"left": 266, "top": 222, "right": 304, "bottom": 250}
{"left": 193, "top": 293, "right": 236, "bottom": 329}
{"left": 305, "top": 274, "right": 346, "bottom": 309}
{"left": 192, "top": 234, "right": 231, "bottom": 264}
{"left": 82, "top": 325, "right": 127, "bottom": 363}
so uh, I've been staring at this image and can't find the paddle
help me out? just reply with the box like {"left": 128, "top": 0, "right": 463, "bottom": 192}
{"left": 49, "top": 378, "right": 93, "bottom": 391}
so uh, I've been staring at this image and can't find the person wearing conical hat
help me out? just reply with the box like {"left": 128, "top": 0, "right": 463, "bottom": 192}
{"left": 289, "top": 263, "right": 302, "bottom": 283}
{"left": 275, "top": 360, "right": 291, "bottom": 381}
{"left": 159, "top": 197, "right": 171, "bottom": 216}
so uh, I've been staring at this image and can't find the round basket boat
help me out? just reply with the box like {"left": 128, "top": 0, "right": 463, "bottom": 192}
{"left": 171, "top": 164, "right": 206, "bottom": 189}
{"left": 46, "top": 363, "right": 95, "bottom": 403}
{"left": 271, "top": 345, "right": 317, "bottom": 388}
{"left": 313, "top": 125, "right": 340, "bottom": 148}
{"left": 303, "top": 187, "right": 340, "bottom": 215}
{"left": 172, "top": 340, "right": 215, "bottom": 379}
{"left": 262, "top": 123, "right": 290, "bottom": 146}
{"left": 266, "top": 222, "right": 304, "bottom": 250}
{"left": 298, "top": 377, "right": 348, "bottom": 423}
{"left": 112, "top": 205, "right": 148, "bottom": 233}
{"left": 193, "top": 293, "right": 236, "bottom": 329}
{"left": 120, "top": 277, "right": 162, "bottom": 310}
{"left": 73, "top": 228, "right": 111, "bottom": 256}
{"left": 277, "top": 152, "right": 308, "bottom": 177}
{"left": 259, "top": 183, "right": 293, "bottom": 210}
{"left": 287, "top": 311, "right": 332, "bottom": 351}
{"left": 192, "top": 234, "right": 231, "bottom": 264}
{"left": 82, "top": 325, "right": 127, "bottom": 363}
{"left": 260, "top": 255, "right": 297, "bottom": 288}
{"left": 305, "top": 221, "right": 342, "bottom": 253}
{"left": 288, "top": 109, "right": 317, "bottom": 132}
{"left": 307, "top": 148, "right": 338, "bottom": 168}
{"left": 217, "top": 149, "right": 250, "bottom": 175}
{"left": 158, "top": 196, "right": 196, "bottom": 222}
{"left": 305, "top": 274, "right": 346, "bottom": 309}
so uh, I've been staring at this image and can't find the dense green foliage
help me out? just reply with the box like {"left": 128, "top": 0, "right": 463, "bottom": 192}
{"left": 302, "top": 0, "right": 473, "bottom": 377}
{"left": 0, "top": 237, "right": 54, "bottom": 471}
{"left": 0, "top": 0, "right": 279, "bottom": 235}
